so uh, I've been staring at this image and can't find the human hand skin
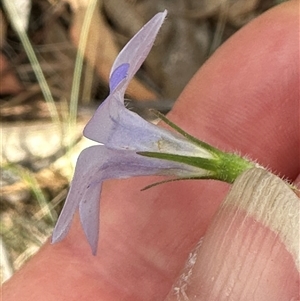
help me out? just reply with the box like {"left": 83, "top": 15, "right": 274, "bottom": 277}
{"left": 165, "top": 167, "right": 299, "bottom": 300}
{"left": 2, "top": 1, "right": 299, "bottom": 300}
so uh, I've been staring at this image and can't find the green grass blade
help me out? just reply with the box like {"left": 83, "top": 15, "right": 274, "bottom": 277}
{"left": 2, "top": 0, "right": 60, "bottom": 126}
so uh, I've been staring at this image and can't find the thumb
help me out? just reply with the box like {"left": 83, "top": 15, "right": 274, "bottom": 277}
{"left": 166, "top": 168, "right": 299, "bottom": 300}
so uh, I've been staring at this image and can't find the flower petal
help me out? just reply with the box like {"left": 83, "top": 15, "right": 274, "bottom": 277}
{"left": 109, "top": 63, "right": 129, "bottom": 92}
{"left": 83, "top": 10, "right": 212, "bottom": 159}
{"left": 51, "top": 146, "right": 101, "bottom": 246}
{"left": 84, "top": 90, "right": 212, "bottom": 157}
{"left": 110, "top": 10, "right": 167, "bottom": 94}
{"left": 78, "top": 182, "right": 101, "bottom": 255}
{"left": 52, "top": 144, "right": 208, "bottom": 254}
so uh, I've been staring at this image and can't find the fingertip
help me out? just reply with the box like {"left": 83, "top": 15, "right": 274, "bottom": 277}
{"left": 166, "top": 168, "right": 299, "bottom": 300}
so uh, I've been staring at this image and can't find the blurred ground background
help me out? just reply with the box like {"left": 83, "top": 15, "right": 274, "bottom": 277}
{"left": 0, "top": 0, "right": 287, "bottom": 284}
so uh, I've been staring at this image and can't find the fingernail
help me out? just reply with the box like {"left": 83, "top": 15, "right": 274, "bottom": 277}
{"left": 166, "top": 168, "right": 299, "bottom": 300}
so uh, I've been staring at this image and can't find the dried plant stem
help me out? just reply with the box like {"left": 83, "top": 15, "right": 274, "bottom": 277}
{"left": 68, "top": 0, "right": 99, "bottom": 132}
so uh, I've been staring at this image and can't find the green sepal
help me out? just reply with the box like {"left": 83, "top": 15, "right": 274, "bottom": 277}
{"left": 138, "top": 151, "right": 254, "bottom": 183}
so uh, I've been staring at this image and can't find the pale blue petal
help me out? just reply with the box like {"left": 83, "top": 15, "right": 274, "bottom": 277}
{"left": 78, "top": 182, "right": 101, "bottom": 255}
{"left": 51, "top": 147, "right": 101, "bottom": 246}
{"left": 84, "top": 10, "right": 167, "bottom": 143}
{"left": 52, "top": 144, "right": 206, "bottom": 254}
{"left": 110, "top": 10, "right": 167, "bottom": 94}
{"left": 109, "top": 63, "right": 129, "bottom": 92}
{"left": 83, "top": 10, "right": 211, "bottom": 159}
{"left": 84, "top": 93, "right": 212, "bottom": 158}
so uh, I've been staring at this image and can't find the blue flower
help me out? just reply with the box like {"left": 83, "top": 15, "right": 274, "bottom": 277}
{"left": 52, "top": 11, "right": 254, "bottom": 255}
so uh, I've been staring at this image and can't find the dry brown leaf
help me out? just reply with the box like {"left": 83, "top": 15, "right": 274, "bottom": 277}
{"left": 0, "top": 11, "right": 23, "bottom": 95}
{"left": 0, "top": 55, "right": 23, "bottom": 95}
